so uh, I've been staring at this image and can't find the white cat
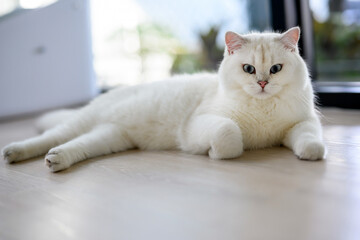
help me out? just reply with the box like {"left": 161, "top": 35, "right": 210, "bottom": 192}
{"left": 2, "top": 27, "right": 326, "bottom": 172}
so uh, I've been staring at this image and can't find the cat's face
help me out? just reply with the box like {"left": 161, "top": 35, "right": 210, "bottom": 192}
{"left": 219, "top": 27, "right": 306, "bottom": 100}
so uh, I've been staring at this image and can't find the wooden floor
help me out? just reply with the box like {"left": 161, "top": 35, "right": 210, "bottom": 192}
{"left": 0, "top": 108, "right": 359, "bottom": 240}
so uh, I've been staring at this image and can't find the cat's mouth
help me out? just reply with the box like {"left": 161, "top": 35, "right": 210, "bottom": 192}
{"left": 243, "top": 83, "right": 276, "bottom": 99}
{"left": 255, "top": 83, "right": 282, "bottom": 99}
{"left": 255, "top": 86, "right": 273, "bottom": 98}
{"left": 259, "top": 86, "right": 268, "bottom": 93}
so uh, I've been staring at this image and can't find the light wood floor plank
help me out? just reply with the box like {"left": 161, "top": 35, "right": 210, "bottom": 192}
{"left": 0, "top": 108, "right": 359, "bottom": 240}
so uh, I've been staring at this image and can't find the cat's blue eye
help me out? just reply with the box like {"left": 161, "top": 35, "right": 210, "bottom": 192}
{"left": 243, "top": 64, "right": 256, "bottom": 74}
{"left": 270, "top": 64, "right": 282, "bottom": 74}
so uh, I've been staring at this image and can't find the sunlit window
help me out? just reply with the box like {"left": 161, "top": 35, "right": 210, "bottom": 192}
{"left": 90, "top": 0, "right": 249, "bottom": 87}
{"left": 310, "top": 0, "right": 360, "bottom": 82}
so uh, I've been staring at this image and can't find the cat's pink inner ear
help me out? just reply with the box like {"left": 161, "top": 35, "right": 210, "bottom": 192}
{"left": 225, "top": 31, "right": 245, "bottom": 54}
{"left": 280, "top": 27, "right": 300, "bottom": 51}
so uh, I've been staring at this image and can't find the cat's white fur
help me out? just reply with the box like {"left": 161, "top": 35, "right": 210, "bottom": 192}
{"left": 2, "top": 27, "right": 326, "bottom": 172}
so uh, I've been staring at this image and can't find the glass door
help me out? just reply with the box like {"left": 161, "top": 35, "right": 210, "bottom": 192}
{"left": 310, "top": 0, "right": 360, "bottom": 83}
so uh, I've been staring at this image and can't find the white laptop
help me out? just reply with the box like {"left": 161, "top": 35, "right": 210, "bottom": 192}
{"left": 0, "top": 0, "right": 98, "bottom": 119}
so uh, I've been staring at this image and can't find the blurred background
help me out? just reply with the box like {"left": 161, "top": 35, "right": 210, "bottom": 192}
{"left": 0, "top": 0, "right": 359, "bottom": 118}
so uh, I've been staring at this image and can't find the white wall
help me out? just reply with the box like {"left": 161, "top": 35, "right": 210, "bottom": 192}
{"left": 0, "top": 0, "right": 97, "bottom": 119}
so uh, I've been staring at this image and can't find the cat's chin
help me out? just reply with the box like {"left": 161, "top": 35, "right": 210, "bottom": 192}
{"left": 242, "top": 85, "right": 280, "bottom": 100}
{"left": 253, "top": 91, "right": 273, "bottom": 99}
{"left": 251, "top": 86, "right": 282, "bottom": 100}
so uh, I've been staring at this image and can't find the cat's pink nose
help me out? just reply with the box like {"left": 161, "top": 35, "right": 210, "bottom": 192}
{"left": 257, "top": 81, "right": 268, "bottom": 89}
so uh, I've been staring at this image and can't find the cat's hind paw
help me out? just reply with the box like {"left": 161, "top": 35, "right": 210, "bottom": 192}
{"left": 295, "top": 140, "right": 326, "bottom": 161}
{"left": 45, "top": 149, "right": 71, "bottom": 172}
{"left": 2, "top": 143, "right": 26, "bottom": 163}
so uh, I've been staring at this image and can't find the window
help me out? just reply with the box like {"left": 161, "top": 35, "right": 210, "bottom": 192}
{"left": 90, "top": 0, "right": 254, "bottom": 87}
{"left": 309, "top": 0, "right": 360, "bottom": 109}
{"left": 310, "top": 0, "right": 360, "bottom": 83}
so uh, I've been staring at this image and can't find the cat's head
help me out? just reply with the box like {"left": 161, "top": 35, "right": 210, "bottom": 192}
{"left": 219, "top": 27, "right": 308, "bottom": 100}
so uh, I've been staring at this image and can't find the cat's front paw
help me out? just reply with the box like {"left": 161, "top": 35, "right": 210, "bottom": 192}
{"left": 208, "top": 122, "right": 243, "bottom": 160}
{"left": 294, "top": 140, "right": 326, "bottom": 161}
{"left": 2, "top": 143, "right": 26, "bottom": 163}
{"left": 208, "top": 147, "right": 243, "bottom": 160}
{"left": 45, "top": 149, "right": 71, "bottom": 172}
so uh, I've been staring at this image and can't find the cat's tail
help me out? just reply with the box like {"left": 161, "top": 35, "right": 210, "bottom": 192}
{"left": 35, "top": 109, "right": 79, "bottom": 133}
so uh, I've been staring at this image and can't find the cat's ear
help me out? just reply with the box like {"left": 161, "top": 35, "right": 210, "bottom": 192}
{"left": 225, "top": 31, "right": 246, "bottom": 55}
{"left": 280, "top": 27, "right": 300, "bottom": 52}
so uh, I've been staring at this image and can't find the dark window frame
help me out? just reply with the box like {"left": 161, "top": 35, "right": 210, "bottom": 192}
{"left": 270, "top": 0, "right": 360, "bottom": 109}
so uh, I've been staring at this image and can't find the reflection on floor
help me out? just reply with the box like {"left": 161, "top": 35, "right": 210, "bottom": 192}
{"left": 0, "top": 108, "right": 359, "bottom": 240}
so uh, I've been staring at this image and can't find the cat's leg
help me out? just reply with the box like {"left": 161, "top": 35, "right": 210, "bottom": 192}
{"left": 2, "top": 124, "right": 83, "bottom": 163}
{"left": 181, "top": 114, "right": 243, "bottom": 159}
{"left": 283, "top": 118, "right": 326, "bottom": 160}
{"left": 45, "top": 124, "right": 133, "bottom": 172}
